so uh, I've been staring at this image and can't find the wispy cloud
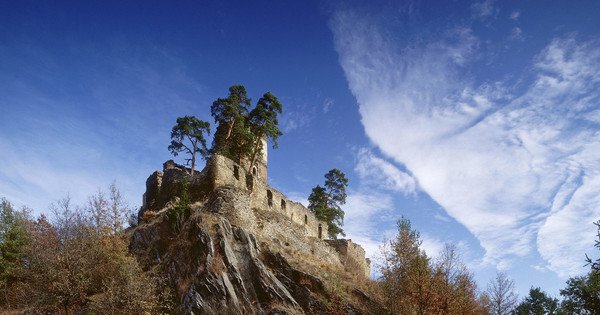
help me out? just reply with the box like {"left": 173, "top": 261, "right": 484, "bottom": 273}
{"left": 355, "top": 148, "right": 416, "bottom": 195}
{"left": 0, "top": 41, "right": 209, "bottom": 214}
{"left": 343, "top": 191, "right": 396, "bottom": 261}
{"left": 421, "top": 234, "right": 445, "bottom": 259}
{"left": 342, "top": 148, "right": 418, "bottom": 267}
{"left": 471, "top": 0, "right": 497, "bottom": 20}
{"left": 434, "top": 213, "right": 452, "bottom": 223}
{"left": 510, "top": 11, "right": 521, "bottom": 21}
{"left": 509, "top": 27, "right": 524, "bottom": 41}
{"left": 330, "top": 5, "right": 600, "bottom": 278}
{"left": 323, "top": 98, "right": 334, "bottom": 113}
{"left": 280, "top": 103, "right": 315, "bottom": 133}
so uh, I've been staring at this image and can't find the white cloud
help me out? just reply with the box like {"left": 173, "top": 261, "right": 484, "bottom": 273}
{"left": 509, "top": 27, "right": 524, "bottom": 41}
{"left": 355, "top": 148, "right": 416, "bottom": 194}
{"left": 421, "top": 234, "right": 445, "bottom": 259}
{"left": 343, "top": 192, "right": 396, "bottom": 267}
{"left": 510, "top": 11, "right": 521, "bottom": 21}
{"left": 323, "top": 98, "right": 334, "bottom": 113}
{"left": 331, "top": 6, "right": 600, "bottom": 278}
{"left": 434, "top": 213, "right": 452, "bottom": 222}
{"left": 471, "top": 0, "right": 497, "bottom": 20}
{"left": 280, "top": 105, "right": 314, "bottom": 133}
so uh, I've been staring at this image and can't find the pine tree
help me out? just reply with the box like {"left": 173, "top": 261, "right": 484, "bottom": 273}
{"left": 168, "top": 115, "right": 210, "bottom": 175}
{"left": 308, "top": 169, "right": 348, "bottom": 239}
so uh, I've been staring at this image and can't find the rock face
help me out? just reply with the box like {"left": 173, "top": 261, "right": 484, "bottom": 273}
{"left": 131, "top": 156, "right": 383, "bottom": 314}
{"left": 131, "top": 189, "right": 383, "bottom": 314}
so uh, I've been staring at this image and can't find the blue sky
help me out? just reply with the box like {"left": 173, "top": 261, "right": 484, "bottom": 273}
{"left": 2, "top": 0, "right": 600, "bottom": 298}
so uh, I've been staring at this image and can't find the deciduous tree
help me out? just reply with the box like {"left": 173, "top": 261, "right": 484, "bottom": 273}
{"left": 486, "top": 272, "right": 518, "bottom": 315}
{"left": 431, "top": 243, "right": 480, "bottom": 314}
{"left": 0, "top": 198, "right": 31, "bottom": 308}
{"left": 379, "top": 217, "right": 433, "bottom": 314}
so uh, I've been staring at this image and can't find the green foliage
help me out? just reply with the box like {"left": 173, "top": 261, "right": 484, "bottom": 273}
{"left": 513, "top": 287, "right": 559, "bottom": 315}
{"left": 0, "top": 198, "right": 31, "bottom": 302}
{"left": 308, "top": 169, "right": 348, "bottom": 239}
{"left": 168, "top": 115, "right": 210, "bottom": 175}
{"left": 585, "top": 220, "right": 600, "bottom": 271}
{"left": 556, "top": 220, "right": 600, "bottom": 314}
{"left": 560, "top": 271, "right": 600, "bottom": 314}
{"left": 324, "top": 169, "right": 348, "bottom": 207}
{"left": 168, "top": 178, "right": 191, "bottom": 234}
{"left": 211, "top": 85, "right": 254, "bottom": 163}
{"left": 246, "top": 92, "right": 283, "bottom": 171}
{"left": 210, "top": 85, "right": 283, "bottom": 170}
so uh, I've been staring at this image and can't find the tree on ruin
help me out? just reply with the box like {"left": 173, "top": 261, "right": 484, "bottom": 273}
{"left": 168, "top": 115, "right": 210, "bottom": 175}
{"left": 246, "top": 92, "right": 282, "bottom": 173}
{"left": 308, "top": 169, "right": 348, "bottom": 239}
{"left": 210, "top": 85, "right": 253, "bottom": 163}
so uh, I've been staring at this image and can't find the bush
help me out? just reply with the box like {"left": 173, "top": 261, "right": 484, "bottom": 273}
{"left": 167, "top": 179, "right": 192, "bottom": 234}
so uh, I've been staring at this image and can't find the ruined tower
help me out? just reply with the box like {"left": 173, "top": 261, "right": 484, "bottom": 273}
{"left": 249, "top": 137, "right": 268, "bottom": 183}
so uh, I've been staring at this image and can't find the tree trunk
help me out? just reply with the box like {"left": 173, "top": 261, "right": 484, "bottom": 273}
{"left": 190, "top": 141, "right": 197, "bottom": 176}
{"left": 247, "top": 135, "right": 262, "bottom": 174}
{"left": 226, "top": 119, "right": 235, "bottom": 140}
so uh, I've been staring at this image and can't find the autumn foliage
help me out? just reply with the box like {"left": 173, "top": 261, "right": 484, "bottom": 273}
{"left": 378, "top": 217, "right": 485, "bottom": 314}
{"left": 0, "top": 184, "right": 164, "bottom": 314}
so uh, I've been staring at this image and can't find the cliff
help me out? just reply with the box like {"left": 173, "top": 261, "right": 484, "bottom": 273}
{"left": 130, "top": 155, "right": 384, "bottom": 314}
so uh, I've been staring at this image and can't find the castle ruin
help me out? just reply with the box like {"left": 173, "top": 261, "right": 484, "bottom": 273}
{"left": 140, "top": 142, "right": 371, "bottom": 277}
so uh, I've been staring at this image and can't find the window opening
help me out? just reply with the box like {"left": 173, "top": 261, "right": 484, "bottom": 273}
{"left": 246, "top": 174, "right": 253, "bottom": 191}
{"left": 267, "top": 190, "right": 273, "bottom": 207}
{"left": 233, "top": 165, "right": 240, "bottom": 180}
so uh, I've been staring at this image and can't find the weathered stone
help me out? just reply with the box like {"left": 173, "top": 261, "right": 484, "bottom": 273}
{"left": 130, "top": 152, "right": 384, "bottom": 314}
{"left": 326, "top": 239, "right": 371, "bottom": 277}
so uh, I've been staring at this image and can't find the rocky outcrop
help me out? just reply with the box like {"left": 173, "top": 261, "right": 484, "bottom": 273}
{"left": 130, "top": 187, "right": 385, "bottom": 314}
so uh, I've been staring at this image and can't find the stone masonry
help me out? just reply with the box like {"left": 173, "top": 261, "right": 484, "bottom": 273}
{"left": 140, "top": 145, "right": 371, "bottom": 277}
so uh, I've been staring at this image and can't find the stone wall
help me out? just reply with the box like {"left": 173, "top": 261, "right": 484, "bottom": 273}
{"left": 140, "top": 154, "right": 370, "bottom": 277}
{"left": 140, "top": 160, "right": 213, "bottom": 213}
{"left": 210, "top": 154, "right": 328, "bottom": 240}
{"left": 325, "top": 239, "right": 371, "bottom": 277}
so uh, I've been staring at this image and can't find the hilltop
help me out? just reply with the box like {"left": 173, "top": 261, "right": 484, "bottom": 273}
{"left": 130, "top": 154, "right": 383, "bottom": 314}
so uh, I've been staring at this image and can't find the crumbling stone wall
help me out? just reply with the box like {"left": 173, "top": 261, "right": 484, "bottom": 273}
{"left": 325, "top": 239, "right": 371, "bottom": 277}
{"left": 140, "top": 154, "right": 370, "bottom": 278}
{"left": 140, "top": 160, "right": 212, "bottom": 214}
{"left": 210, "top": 154, "right": 328, "bottom": 239}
